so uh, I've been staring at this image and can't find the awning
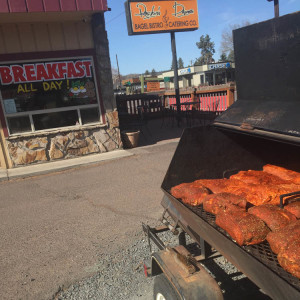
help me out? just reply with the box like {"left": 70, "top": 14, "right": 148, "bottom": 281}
{"left": 0, "top": 0, "right": 107, "bottom": 13}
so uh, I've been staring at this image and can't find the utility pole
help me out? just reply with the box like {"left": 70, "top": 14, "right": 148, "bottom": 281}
{"left": 116, "top": 54, "right": 122, "bottom": 90}
{"left": 268, "top": 0, "right": 279, "bottom": 18}
{"left": 170, "top": 32, "right": 181, "bottom": 126}
{"left": 140, "top": 74, "right": 144, "bottom": 93}
{"left": 274, "top": 0, "right": 279, "bottom": 18}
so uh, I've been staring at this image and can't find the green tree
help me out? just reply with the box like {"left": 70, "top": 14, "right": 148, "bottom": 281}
{"left": 195, "top": 34, "right": 215, "bottom": 66}
{"left": 145, "top": 70, "right": 150, "bottom": 75}
{"left": 178, "top": 57, "right": 184, "bottom": 69}
{"left": 219, "top": 53, "right": 227, "bottom": 62}
{"left": 151, "top": 69, "right": 156, "bottom": 76}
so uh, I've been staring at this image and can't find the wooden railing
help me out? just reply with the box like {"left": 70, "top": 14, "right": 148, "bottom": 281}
{"left": 116, "top": 94, "right": 163, "bottom": 115}
{"left": 164, "top": 85, "right": 236, "bottom": 114}
{"left": 116, "top": 85, "right": 236, "bottom": 118}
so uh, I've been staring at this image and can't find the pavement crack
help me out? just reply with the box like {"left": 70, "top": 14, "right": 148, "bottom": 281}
{"left": 87, "top": 197, "right": 157, "bottom": 221}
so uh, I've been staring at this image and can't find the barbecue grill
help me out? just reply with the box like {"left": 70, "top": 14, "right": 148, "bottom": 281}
{"left": 159, "top": 11, "right": 300, "bottom": 300}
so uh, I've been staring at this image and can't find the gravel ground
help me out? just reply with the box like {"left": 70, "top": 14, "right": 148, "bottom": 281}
{"left": 54, "top": 229, "right": 169, "bottom": 300}
{"left": 55, "top": 225, "right": 271, "bottom": 300}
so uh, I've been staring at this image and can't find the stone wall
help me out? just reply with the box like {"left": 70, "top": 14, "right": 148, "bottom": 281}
{"left": 6, "top": 112, "right": 122, "bottom": 167}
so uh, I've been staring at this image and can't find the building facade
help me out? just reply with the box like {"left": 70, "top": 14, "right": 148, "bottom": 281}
{"left": 160, "top": 62, "right": 235, "bottom": 89}
{"left": 0, "top": 0, "right": 121, "bottom": 169}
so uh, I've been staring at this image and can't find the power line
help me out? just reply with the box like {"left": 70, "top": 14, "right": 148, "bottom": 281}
{"left": 106, "top": 11, "right": 125, "bottom": 24}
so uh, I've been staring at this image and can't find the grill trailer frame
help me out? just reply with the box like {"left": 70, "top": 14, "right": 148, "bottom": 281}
{"left": 160, "top": 126, "right": 300, "bottom": 300}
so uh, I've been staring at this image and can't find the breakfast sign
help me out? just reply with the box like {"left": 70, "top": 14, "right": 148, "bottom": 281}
{"left": 125, "top": 0, "right": 199, "bottom": 35}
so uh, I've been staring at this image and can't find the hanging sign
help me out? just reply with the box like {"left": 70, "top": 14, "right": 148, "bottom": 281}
{"left": 125, "top": 0, "right": 199, "bottom": 35}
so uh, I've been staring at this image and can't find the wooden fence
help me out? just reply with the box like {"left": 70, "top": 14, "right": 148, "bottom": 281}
{"left": 116, "top": 86, "right": 235, "bottom": 118}
{"left": 165, "top": 86, "right": 235, "bottom": 115}
{"left": 116, "top": 94, "right": 163, "bottom": 115}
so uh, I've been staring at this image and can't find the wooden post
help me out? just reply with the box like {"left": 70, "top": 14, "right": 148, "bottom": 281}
{"left": 226, "top": 88, "right": 235, "bottom": 108}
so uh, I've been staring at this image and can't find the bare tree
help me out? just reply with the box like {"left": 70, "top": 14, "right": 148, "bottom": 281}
{"left": 220, "top": 21, "right": 251, "bottom": 61}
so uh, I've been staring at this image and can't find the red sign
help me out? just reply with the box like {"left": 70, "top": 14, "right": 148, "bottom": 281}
{"left": 0, "top": 60, "right": 93, "bottom": 85}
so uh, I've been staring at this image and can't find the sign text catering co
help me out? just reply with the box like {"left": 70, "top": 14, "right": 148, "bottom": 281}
{"left": 125, "top": 0, "right": 199, "bottom": 35}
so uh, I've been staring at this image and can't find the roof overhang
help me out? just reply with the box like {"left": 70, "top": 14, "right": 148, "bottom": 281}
{"left": 0, "top": 0, "right": 108, "bottom": 23}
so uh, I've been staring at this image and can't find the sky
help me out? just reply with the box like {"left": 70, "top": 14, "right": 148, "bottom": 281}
{"left": 105, "top": 0, "right": 300, "bottom": 75}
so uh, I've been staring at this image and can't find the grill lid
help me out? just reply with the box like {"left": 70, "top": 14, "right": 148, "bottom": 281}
{"left": 215, "top": 11, "right": 300, "bottom": 141}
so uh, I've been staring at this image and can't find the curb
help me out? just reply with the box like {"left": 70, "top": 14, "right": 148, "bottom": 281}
{"left": 1, "top": 150, "right": 133, "bottom": 181}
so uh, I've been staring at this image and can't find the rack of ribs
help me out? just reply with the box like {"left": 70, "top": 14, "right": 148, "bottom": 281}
{"left": 263, "top": 164, "right": 300, "bottom": 184}
{"left": 215, "top": 211, "right": 270, "bottom": 246}
{"left": 248, "top": 204, "right": 297, "bottom": 232}
{"left": 170, "top": 182, "right": 211, "bottom": 206}
{"left": 203, "top": 193, "right": 247, "bottom": 215}
{"left": 266, "top": 220, "right": 300, "bottom": 254}
{"left": 278, "top": 239, "right": 300, "bottom": 279}
{"left": 284, "top": 201, "right": 300, "bottom": 219}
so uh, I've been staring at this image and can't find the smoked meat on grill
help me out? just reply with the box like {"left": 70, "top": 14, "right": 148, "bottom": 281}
{"left": 230, "top": 170, "right": 290, "bottom": 185}
{"left": 248, "top": 204, "right": 297, "bottom": 232}
{"left": 170, "top": 182, "right": 211, "bottom": 206}
{"left": 203, "top": 193, "right": 247, "bottom": 215}
{"left": 278, "top": 239, "right": 300, "bottom": 279}
{"left": 263, "top": 164, "right": 300, "bottom": 184}
{"left": 284, "top": 201, "right": 300, "bottom": 219}
{"left": 194, "top": 179, "right": 243, "bottom": 194}
{"left": 266, "top": 220, "right": 300, "bottom": 254}
{"left": 215, "top": 211, "right": 270, "bottom": 246}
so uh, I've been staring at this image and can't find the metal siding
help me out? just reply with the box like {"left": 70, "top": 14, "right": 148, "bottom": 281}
{"left": 48, "top": 23, "right": 66, "bottom": 51}
{"left": 93, "top": 0, "right": 107, "bottom": 11}
{"left": 60, "top": 0, "right": 77, "bottom": 11}
{"left": 76, "top": 22, "right": 94, "bottom": 49}
{"left": 0, "top": 0, "right": 9, "bottom": 12}
{"left": 62, "top": 22, "right": 80, "bottom": 50}
{"left": 18, "top": 23, "right": 37, "bottom": 52}
{"left": 76, "top": 0, "right": 92, "bottom": 11}
{"left": 43, "top": 0, "right": 60, "bottom": 12}
{"left": 8, "top": 0, "right": 27, "bottom": 12}
{"left": 26, "top": 0, "right": 43, "bottom": 12}
{"left": 2, "top": 24, "right": 22, "bottom": 53}
{"left": 33, "top": 23, "right": 51, "bottom": 52}
{"left": 2, "top": 0, "right": 107, "bottom": 12}
{"left": 0, "top": 28, "right": 6, "bottom": 53}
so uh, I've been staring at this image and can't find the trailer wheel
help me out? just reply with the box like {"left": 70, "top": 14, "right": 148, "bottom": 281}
{"left": 153, "top": 274, "right": 181, "bottom": 300}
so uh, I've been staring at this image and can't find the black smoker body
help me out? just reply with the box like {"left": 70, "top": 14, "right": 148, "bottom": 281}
{"left": 152, "top": 10, "right": 300, "bottom": 300}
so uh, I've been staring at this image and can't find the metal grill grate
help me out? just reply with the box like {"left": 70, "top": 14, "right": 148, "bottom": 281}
{"left": 187, "top": 203, "right": 300, "bottom": 292}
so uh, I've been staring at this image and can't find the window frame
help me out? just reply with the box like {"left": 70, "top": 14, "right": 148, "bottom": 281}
{"left": 0, "top": 54, "right": 103, "bottom": 136}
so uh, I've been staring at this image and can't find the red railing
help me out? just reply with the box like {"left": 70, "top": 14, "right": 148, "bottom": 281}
{"left": 166, "top": 86, "right": 235, "bottom": 115}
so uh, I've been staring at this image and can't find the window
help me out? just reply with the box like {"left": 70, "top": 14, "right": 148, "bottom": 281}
{"left": 200, "top": 75, "right": 204, "bottom": 84}
{"left": 0, "top": 56, "right": 102, "bottom": 135}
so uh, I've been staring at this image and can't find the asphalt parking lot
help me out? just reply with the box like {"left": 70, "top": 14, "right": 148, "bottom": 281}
{"left": 0, "top": 138, "right": 180, "bottom": 300}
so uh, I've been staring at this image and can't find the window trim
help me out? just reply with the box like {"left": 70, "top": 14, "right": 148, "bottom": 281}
{"left": 0, "top": 52, "right": 104, "bottom": 137}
